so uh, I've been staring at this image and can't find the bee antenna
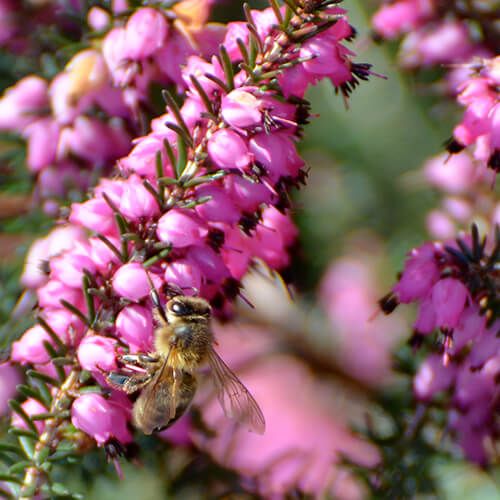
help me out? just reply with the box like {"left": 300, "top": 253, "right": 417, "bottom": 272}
{"left": 145, "top": 270, "right": 168, "bottom": 324}
{"left": 181, "top": 285, "right": 200, "bottom": 295}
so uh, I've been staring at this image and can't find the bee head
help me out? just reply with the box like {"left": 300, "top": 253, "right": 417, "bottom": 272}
{"left": 165, "top": 296, "right": 212, "bottom": 323}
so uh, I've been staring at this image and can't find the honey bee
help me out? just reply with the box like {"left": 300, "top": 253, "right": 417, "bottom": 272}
{"left": 107, "top": 295, "right": 265, "bottom": 435}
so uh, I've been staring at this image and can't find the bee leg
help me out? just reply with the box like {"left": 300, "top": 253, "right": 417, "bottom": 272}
{"left": 107, "top": 372, "right": 153, "bottom": 394}
{"left": 119, "top": 354, "right": 160, "bottom": 367}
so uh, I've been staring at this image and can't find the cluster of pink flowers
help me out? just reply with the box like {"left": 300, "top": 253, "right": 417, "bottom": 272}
{"left": 10, "top": 0, "right": 371, "bottom": 457}
{"left": 447, "top": 57, "right": 500, "bottom": 173}
{"left": 371, "top": 0, "right": 496, "bottom": 91}
{"left": 382, "top": 226, "right": 499, "bottom": 463}
{"left": 0, "top": 1, "right": 221, "bottom": 213}
{"left": 423, "top": 150, "right": 497, "bottom": 240}
{"left": 320, "top": 248, "right": 407, "bottom": 386}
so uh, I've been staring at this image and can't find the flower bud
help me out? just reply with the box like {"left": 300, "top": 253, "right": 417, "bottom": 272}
{"left": 125, "top": 7, "right": 168, "bottom": 60}
{"left": 116, "top": 305, "right": 153, "bottom": 352}
{"left": 71, "top": 393, "right": 132, "bottom": 445}
{"left": 112, "top": 263, "right": 161, "bottom": 302}
{"left": 11, "top": 325, "right": 54, "bottom": 365}
{"left": 0, "top": 364, "right": 20, "bottom": 415}
{"left": 164, "top": 258, "right": 202, "bottom": 295}
{"left": 208, "top": 129, "right": 252, "bottom": 171}
{"left": 156, "top": 208, "right": 208, "bottom": 248}
{"left": 414, "top": 355, "right": 455, "bottom": 401}
{"left": 431, "top": 278, "right": 468, "bottom": 329}
{"left": 195, "top": 185, "right": 240, "bottom": 224}
{"left": 78, "top": 335, "right": 117, "bottom": 372}
{"left": 119, "top": 174, "right": 160, "bottom": 221}
{"left": 12, "top": 399, "right": 47, "bottom": 434}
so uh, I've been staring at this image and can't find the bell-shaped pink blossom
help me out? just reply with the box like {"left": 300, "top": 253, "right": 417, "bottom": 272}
{"left": 414, "top": 354, "right": 455, "bottom": 400}
{"left": 50, "top": 244, "right": 96, "bottom": 288}
{"left": 221, "top": 228, "right": 252, "bottom": 279}
{"left": 449, "top": 305, "right": 486, "bottom": 355}
{"left": 40, "top": 308, "right": 85, "bottom": 345}
{"left": 164, "top": 258, "right": 203, "bottom": 295}
{"left": 118, "top": 174, "right": 160, "bottom": 221}
{"left": 222, "top": 21, "right": 249, "bottom": 62}
{"left": 11, "top": 325, "right": 54, "bottom": 365}
{"left": 23, "top": 118, "right": 60, "bottom": 172}
{"left": 112, "top": 263, "right": 158, "bottom": 302}
{"left": 69, "top": 198, "right": 116, "bottom": 236}
{"left": 78, "top": 335, "right": 118, "bottom": 372}
{"left": 89, "top": 236, "right": 122, "bottom": 272}
{"left": 71, "top": 393, "right": 132, "bottom": 445}
{"left": 125, "top": 7, "right": 168, "bottom": 60}
{"left": 156, "top": 208, "right": 208, "bottom": 247}
{"left": 187, "top": 245, "right": 230, "bottom": 283}
{"left": 38, "top": 279, "right": 84, "bottom": 311}
{"left": 221, "top": 88, "right": 262, "bottom": 129}
{"left": 115, "top": 304, "right": 153, "bottom": 352}
{"left": 431, "top": 278, "right": 468, "bottom": 329}
{"left": 102, "top": 27, "right": 132, "bottom": 87}
{"left": 87, "top": 6, "right": 111, "bottom": 31}
{"left": 413, "top": 294, "right": 436, "bottom": 334}
{"left": 208, "top": 129, "right": 252, "bottom": 171}
{"left": 0, "top": 76, "right": 48, "bottom": 131}
{"left": 393, "top": 243, "right": 440, "bottom": 303}
{"left": 261, "top": 207, "right": 298, "bottom": 247}
{"left": 195, "top": 184, "right": 240, "bottom": 224}
{"left": 12, "top": 399, "right": 47, "bottom": 434}
{"left": 224, "top": 175, "right": 272, "bottom": 213}
{"left": 250, "top": 131, "right": 304, "bottom": 181}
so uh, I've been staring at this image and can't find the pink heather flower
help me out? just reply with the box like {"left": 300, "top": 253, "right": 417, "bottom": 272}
{"left": 250, "top": 132, "right": 304, "bottom": 181}
{"left": 426, "top": 210, "right": 456, "bottom": 240}
{"left": 450, "top": 305, "right": 487, "bottom": 355}
{"left": 71, "top": 393, "right": 132, "bottom": 445}
{"left": 0, "top": 364, "right": 20, "bottom": 415}
{"left": 119, "top": 135, "right": 175, "bottom": 179}
{"left": 21, "top": 239, "right": 50, "bottom": 289}
{"left": 0, "top": 76, "right": 48, "bottom": 131}
{"left": 77, "top": 335, "right": 118, "bottom": 373}
{"left": 196, "top": 345, "right": 378, "bottom": 497}
{"left": 156, "top": 208, "right": 208, "bottom": 247}
{"left": 11, "top": 325, "right": 60, "bottom": 365}
{"left": 321, "top": 254, "right": 407, "bottom": 385}
{"left": 413, "top": 294, "right": 437, "bottom": 334}
{"left": 393, "top": 243, "right": 440, "bottom": 302}
{"left": 50, "top": 244, "right": 96, "bottom": 288}
{"left": 87, "top": 6, "right": 111, "bottom": 31}
{"left": 222, "top": 22, "right": 249, "bottom": 62}
{"left": 89, "top": 236, "right": 122, "bottom": 272}
{"left": 207, "top": 129, "right": 252, "bottom": 171}
{"left": 39, "top": 308, "right": 85, "bottom": 345}
{"left": 187, "top": 245, "right": 230, "bottom": 284}
{"left": 125, "top": 7, "right": 169, "bottom": 60}
{"left": 224, "top": 175, "right": 272, "bottom": 213}
{"left": 112, "top": 262, "right": 156, "bottom": 302}
{"left": 468, "top": 321, "right": 499, "bottom": 369}
{"left": 423, "top": 152, "right": 478, "bottom": 194}
{"left": 115, "top": 304, "right": 154, "bottom": 352}
{"left": 414, "top": 354, "right": 456, "bottom": 400}
{"left": 12, "top": 399, "right": 48, "bottom": 434}
{"left": 221, "top": 88, "right": 262, "bottom": 129}
{"left": 195, "top": 185, "right": 240, "bottom": 224}
{"left": 69, "top": 198, "right": 117, "bottom": 236}
{"left": 118, "top": 174, "right": 160, "bottom": 221}
{"left": 372, "top": 0, "right": 434, "bottom": 39}
{"left": 431, "top": 278, "right": 468, "bottom": 330}
{"left": 400, "top": 21, "right": 475, "bottom": 68}
{"left": 38, "top": 279, "right": 84, "bottom": 310}
{"left": 102, "top": 27, "right": 131, "bottom": 87}
{"left": 164, "top": 258, "right": 203, "bottom": 295}
{"left": 23, "top": 118, "right": 60, "bottom": 172}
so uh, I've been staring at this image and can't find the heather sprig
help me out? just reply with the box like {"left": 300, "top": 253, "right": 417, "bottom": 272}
{"left": 2, "top": 1, "right": 372, "bottom": 497}
{"left": 381, "top": 224, "right": 500, "bottom": 464}
{"left": 0, "top": 0, "right": 221, "bottom": 214}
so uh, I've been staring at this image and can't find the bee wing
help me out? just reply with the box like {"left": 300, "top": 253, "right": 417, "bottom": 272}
{"left": 207, "top": 347, "right": 265, "bottom": 434}
{"left": 139, "top": 354, "right": 180, "bottom": 422}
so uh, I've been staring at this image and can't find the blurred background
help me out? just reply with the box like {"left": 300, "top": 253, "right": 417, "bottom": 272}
{"left": 1, "top": 0, "right": 499, "bottom": 498}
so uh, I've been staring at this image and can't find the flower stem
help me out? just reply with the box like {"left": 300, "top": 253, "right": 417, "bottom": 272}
{"left": 19, "top": 369, "right": 80, "bottom": 499}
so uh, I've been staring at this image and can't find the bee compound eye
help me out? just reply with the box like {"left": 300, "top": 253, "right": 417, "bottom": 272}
{"left": 171, "top": 301, "right": 189, "bottom": 315}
